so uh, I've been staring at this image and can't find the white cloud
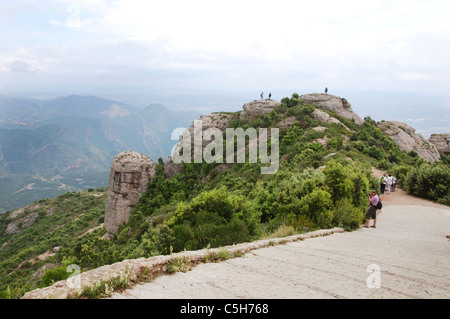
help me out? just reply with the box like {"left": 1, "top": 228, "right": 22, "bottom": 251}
{"left": 2, "top": 0, "right": 450, "bottom": 94}
{"left": 50, "top": 4, "right": 82, "bottom": 28}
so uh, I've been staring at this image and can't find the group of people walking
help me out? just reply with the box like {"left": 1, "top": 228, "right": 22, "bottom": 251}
{"left": 378, "top": 173, "right": 397, "bottom": 194}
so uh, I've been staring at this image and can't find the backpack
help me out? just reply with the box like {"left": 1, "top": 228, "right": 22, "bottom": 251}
{"left": 376, "top": 200, "right": 382, "bottom": 210}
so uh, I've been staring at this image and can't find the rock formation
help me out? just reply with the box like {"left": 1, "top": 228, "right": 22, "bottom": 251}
{"left": 5, "top": 212, "right": 38, "bottom": 235}
{"left": 5, "top": 204, "right": 41, "bottom": 235}
{"left": 104, "top": 151, "right": 156, "bottom": 238}
{"left": 429, "top": 134, "right": 450, "bottom": 156}
{"left": 241, "top": 100, "right": 281, "bottom": 120}
{"left": 299, "top": 93, "right": 364, "bottom": 125}
{"left": 310, "top": 108, "right": 351, "bottom": 131}
{"left": 378, "top": 121, "right": 441, "bottom": 162}
{"left": 276, "top": 116, "right": 297, "bottom": 129}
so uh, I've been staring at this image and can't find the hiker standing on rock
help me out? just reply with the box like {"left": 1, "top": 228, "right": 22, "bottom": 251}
{"left": 260, "top": 92, "right": 264, "bottom": 100}
{"left": 363, "top": 190, "right": 380, "bottom": 228}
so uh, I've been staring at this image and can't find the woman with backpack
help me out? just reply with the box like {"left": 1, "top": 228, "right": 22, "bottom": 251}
{"left": 363, "top": 190, "right": 380, "bottom": 228}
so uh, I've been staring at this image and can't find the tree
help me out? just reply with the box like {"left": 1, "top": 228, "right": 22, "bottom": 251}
{"left": 323, "top": 160, "right": 352, "bottom": 203}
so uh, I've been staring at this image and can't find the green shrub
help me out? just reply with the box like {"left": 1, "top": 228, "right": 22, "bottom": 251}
{"left": 323, "top": 160, "right": 352, "bottom": 202}
{"left": 346, "top": 165, "right": 371, "bottom": 209}
{"left": 40, "top": 266, "right": 71, "bottom": 288}
{"left": 367, "top": 145, "right": 384, "bottom": 160}
{"left": 390, "top": 165, "right": 410, "bottom": 187}
{"left": 404, "top": 162, "right": 450, "bottom": 203}
{"left": 165, "top": 187, "right": 261, "bottom": 251}
{"left": 333, "top": 198, "right": 364, "bottom": 231}
{"left": 298, "top": 189, "right": 333, "bottom": 229}
{"left": 281, "top": 122, "right": 303, "bottom": 149}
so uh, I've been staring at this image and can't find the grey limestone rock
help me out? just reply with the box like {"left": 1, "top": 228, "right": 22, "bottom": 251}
{"left": 299, "top": 93, "right": 364, "bottom": 125}
{"left": 104, "top": 151, "right": 156, "bottom": 238}
{"left": 379, "top": 121, "right": 441, "bottom": 162}
{"left": 241, "top": 100, "right": 281, "bottom": 121}
{"left": 429, "top": 134, "right": 450, "bottom": 156}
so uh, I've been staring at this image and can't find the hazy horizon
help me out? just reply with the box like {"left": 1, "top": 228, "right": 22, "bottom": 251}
{"left": 1, "top": 88, "right": 448, "bottom": 139}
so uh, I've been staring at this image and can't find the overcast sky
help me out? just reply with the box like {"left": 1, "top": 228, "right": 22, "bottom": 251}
{"left": 1, "top": 0, "right": 450, "bottom": 97}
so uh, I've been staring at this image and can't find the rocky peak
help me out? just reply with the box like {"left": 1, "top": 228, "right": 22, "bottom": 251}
{"left": 429, "top": 134, "right": 450, "bottom": 156}
{"left": 299, "top": 93, "right": 364, "bottom": 125}
{"left": 241, "top": 99, "right": 281, "bottom": 120}
{"left": 378, "top": 121, "right": 441, "bottom": 162}
{"left": 104, "top": 151, "right": 156, "bottom": 238}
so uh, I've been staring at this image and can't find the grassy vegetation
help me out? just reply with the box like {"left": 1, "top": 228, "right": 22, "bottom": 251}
{"left": 0, "top": 188, "right": 107, "bottom": 298}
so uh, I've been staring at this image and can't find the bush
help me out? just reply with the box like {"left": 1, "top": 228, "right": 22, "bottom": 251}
{"left": 333, "top": 198, "right": 364, "bottom": 231}
{"left": 323, "top": 160, "right": 352, "bottom": 202}
{"left": 346, "top": 165, "right": 371, "bottom": 209}
{"left": 298, "top": 189, "right": 333, "bottom": 229}
{"left": 390, "top": 165, "right": 410, "bottom": 187}
{"left": 366, "top": 145, "right": 384, "bottom": 160}
{"left": 281, "top": 122, "right": 303, "bottom": 149}
{"left": 39, "top": 266, "right": 71, "bottom": 288}
{"left": 165, "top": 187, "right": 261, "bottom": 251}
{"left": 403, "top": 162, "right": 450, "bottom": 203}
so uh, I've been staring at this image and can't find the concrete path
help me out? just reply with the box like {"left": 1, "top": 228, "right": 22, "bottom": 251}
{"left": 110, "top": 203, "right": 450, "bottom": 299}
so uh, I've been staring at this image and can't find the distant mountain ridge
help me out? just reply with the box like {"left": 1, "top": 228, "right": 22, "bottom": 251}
{"left": 0, "top": 95, "right": 200, "bottom": 212}
{"left": 0, "top": 95, "right": 137, "bottom": 127}
{"left": 0, "top": 95, "right": 199, "bottom": 174}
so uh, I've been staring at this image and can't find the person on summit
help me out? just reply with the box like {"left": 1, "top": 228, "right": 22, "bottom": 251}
{"left": 363, "top": 190, "right": 379, "bottom": 228}
{"left": 268, "top": 92, "right": 272, "bottom": 100}
{"left": 325, "top": 87, "right": 328, "bottom": 94}
{"left": 260, "top": 92, "right": 264, "bottom": 100}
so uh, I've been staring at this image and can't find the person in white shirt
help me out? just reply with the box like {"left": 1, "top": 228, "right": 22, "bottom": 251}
{"left": 386, "top": 174, "right": 393, "bottom": 194}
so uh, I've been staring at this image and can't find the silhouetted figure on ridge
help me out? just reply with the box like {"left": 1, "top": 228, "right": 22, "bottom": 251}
{"left": 325, "top": 87, "right": 328, "bottom": 94}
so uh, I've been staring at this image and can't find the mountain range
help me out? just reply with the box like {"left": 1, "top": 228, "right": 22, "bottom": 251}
{"left": 0, "top": 95, "right": 200, "bottom": 212}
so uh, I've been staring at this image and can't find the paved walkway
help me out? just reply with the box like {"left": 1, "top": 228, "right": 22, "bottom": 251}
{"left": 110, "top": 202, "right": 450, "bottom": 299}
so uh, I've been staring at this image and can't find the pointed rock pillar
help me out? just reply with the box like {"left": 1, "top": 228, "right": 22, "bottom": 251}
{"left": 104, "top": 151, "right": 156, "bottom": 238}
